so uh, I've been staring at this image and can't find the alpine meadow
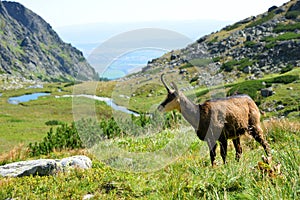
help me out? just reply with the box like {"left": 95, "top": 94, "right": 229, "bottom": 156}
{"left": 0, "top": 0, "right": 300, "bottom": 199}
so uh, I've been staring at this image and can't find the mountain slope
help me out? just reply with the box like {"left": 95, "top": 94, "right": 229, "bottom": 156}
{"left": 0, "top": 1, "right": 97, "bottom": 81}
{"left": 138, "top": 0, "right": 300, "bottom": 82}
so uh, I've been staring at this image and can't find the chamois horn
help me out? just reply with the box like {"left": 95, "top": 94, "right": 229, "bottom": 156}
{"left": 161, "top": 74, "right": 171, "bottom": 92}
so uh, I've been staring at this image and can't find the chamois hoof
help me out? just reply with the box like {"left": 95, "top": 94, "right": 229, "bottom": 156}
{"left": 262, "top": 155, "right": 272, "bottom": 164}
{"left": 257, "top": 162, "right": 281, "bottom": 177}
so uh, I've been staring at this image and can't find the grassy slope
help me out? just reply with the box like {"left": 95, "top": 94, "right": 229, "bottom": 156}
{"left": 0, "top": 120, "right": 299, "bottom": 199}
{"left": 0, "top": 68, "right": 299, "bottom": 199}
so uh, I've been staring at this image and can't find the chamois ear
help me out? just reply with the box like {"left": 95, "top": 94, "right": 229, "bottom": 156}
{"left": 170, "top": 82, "right": 179, "bottom": 95}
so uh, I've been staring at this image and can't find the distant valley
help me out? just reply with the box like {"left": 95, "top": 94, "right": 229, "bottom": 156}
{"left": 56, "top": 20, "right": 232, "bottom": 79}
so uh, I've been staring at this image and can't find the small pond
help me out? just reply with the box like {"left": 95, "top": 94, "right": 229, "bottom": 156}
{"left": 8, "top": 93, "right": 50, "bottom": 104}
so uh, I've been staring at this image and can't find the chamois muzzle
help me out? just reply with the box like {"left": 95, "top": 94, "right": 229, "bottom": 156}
{"left": 157, "top": 105, "right": 164, "bottom": 112}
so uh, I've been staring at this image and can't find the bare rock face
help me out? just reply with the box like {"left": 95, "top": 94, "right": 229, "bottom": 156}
{"left": 0, "top": 1, "right": 97, "bottom": 81}
{"left": 0, "top": 155, "right": 92, "bottom": 177}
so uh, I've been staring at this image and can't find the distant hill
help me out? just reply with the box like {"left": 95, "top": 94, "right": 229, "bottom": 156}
{"left": 0, "top": 1, "right": 98, "bottom": 82}
{"left": 136, "top": 0, "right": 300, "bottom": 83}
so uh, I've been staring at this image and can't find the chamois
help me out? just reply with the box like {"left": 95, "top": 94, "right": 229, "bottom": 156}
{"left": 158, "top": 74, "right": 272, "bottom": 166}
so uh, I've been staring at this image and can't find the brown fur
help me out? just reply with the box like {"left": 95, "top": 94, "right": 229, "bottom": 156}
{"left": 158, "top": 74, "right": 271, "bottom": 166}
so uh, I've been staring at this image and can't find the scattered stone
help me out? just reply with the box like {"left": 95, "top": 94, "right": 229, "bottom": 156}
{"left": 268, "top": 6, "right": 278, "bottom": 13}
{"left": 276, "top": 105, "right": 285, "bottom": 111}
{"left": 83, "top": 194, "right": 95, "bottom": 200}
{"left": 0, "top": 155, "right": 92, "bottom": 178}
{"left": 261, "top": 87, "right": 274, "bottom": 97}
{"left": 243, "top": 66, "right": 251, "bottom": 74}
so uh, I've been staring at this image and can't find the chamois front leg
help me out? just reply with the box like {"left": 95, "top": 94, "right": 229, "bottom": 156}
{"left": 207, "top": 140, "right": 217, "bottom": 166}
{"left": 249, "top": 125, "right": 272, "bottom": 164}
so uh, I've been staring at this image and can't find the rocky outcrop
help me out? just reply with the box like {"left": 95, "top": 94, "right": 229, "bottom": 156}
{"left": 0, "top": 1, "right": 97, "bottom": 81}
{"left": 0, "top": 155, "right": 92, "bottom": 177}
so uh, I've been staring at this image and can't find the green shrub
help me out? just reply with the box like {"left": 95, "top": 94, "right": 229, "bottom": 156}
{"left": 285, "top": 10, "right": 300, "bottom": 19}
{"left": 207, "top": 36, "right": 218, "bottom": 45}
{"left": 227, "top": 74, "right": 299, "bottom": 103}
{"left": 280, "top": 64, "right": 294, "bottom": 74}
{"left": 266, "top": 74, "right": 299, "bottom": 84}
{"left": 246, "top": 12, "right": 275, "bottom": 28}
{"left": 100, "top": 117, "right": 123, "bottom": 139}
{"left": 64, "top": 82, "right": 76, "bottom": 87}
{"left": 45, "top": 120, "right": 64, "bottom": 126}
{"left": 190, "top": 76, "right": 199, "bottom": 83}
{"left": 28, "top": 123, "right": 83, "bottom": 157}
{"left": 221, "top": 60, "right": 238, "bottom": 72}
{"left": 274, "top": 22, "right": 300, "bottom": 33}
{"left": 236, "top": 58, "right": 256, "bottom": 71}
{"left": 195, "top": 89, "right": 209, "bottom": 97}
{"left": 131, "top": 113, "right": 151, "bottom": 128}
{"left": 179, "top": 63, "right": 193, "bottom": 69}
{"left": 221, "top": 58, "right": 256, "bottom": 72}
{"left": 244, "top": 41, "right": 257, "bottom": 48}
{"left": 28, "top": 111, "right": 186, "bottom": 156}
{"left": 222, "top": 23, "right": 242, "bottom": 31}
{"left": 212, "top": 56, "right": 221, "bottom": 62}
{"left": 75, "top": 118, "right": 104, "bottom": 148}
{"left": 227, "top": 80, "right": 264, "bottom": 100}
{"left": 163, "top": 110, "right": 182, "bottom": 129}
{"left": 263, "top": 32, "right": 300, "bottom": 43}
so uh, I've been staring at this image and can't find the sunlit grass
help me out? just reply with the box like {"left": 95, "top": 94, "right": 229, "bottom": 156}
{"left": 0, "top": 120, "right": 299, "bottom": 199}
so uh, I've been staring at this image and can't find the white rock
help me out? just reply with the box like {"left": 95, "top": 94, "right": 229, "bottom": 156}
{"left": 0, "top": 159, "right": 57, "bottom": 177}
{"left": 0, "top": 155, "right": 92, "bottom": 177}
{"left": 59, "top": 155, "right": 92, "bottom": 170}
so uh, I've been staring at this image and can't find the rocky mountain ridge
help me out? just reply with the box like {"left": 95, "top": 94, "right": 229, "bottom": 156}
{"left": 0, "top": 1, "right": 97, "bottom": 82}
{"left": 137, "top": 0, "right": 300, "bottom": 84}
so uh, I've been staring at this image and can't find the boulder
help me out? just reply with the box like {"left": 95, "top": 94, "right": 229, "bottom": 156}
{"left": 268, "top": 6, "right": 278, "bottom": 13}
{"left": 261, "top": 87, "right": 274, "bottom": 97}
{"left": 0, "top": 159, "right": 57, "bottom": 177}
{"left": 0, "top": 155, "right": 92, "bottom": 177}
{"left": 59, "top": 155, "right": 92, "bottom": 170}
{"left": 276, "top": 105, "right": 285, "bottom": 111}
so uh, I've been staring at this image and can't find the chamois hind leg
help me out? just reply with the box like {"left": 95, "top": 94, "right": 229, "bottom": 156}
{"left": 233, "top": 137, "right": 242, "bottom": 161}
{"left": 249, "top": 124, "right": 272, "bottom": 163}
{"left": 219, "top": 137, "right": 228, "bottom": 164}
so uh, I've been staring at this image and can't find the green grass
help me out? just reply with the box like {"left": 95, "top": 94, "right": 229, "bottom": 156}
{"left": 0, "top": 83, "right": 113, "bottom": 154}
{"left": 246, "top": 11, "right": 275, "bottom": 28}
{"left": 263, "top": 32, "right": 300, "bottom": 43}
{"left": 221, "top": 58, "right": 256, "bottom": 72}
{"left": 0, "top": 68, "right": 299, "bottom": 199}
{"left": 0, "top": 120, "right": 299, "bottom": 199}
{"left": 274, "top": 22, "right": 300, "bottom": 33}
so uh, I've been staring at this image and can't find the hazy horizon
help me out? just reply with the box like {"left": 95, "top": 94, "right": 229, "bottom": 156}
{"left": 56, "top": 19, "right": 232, "bottom": 56}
